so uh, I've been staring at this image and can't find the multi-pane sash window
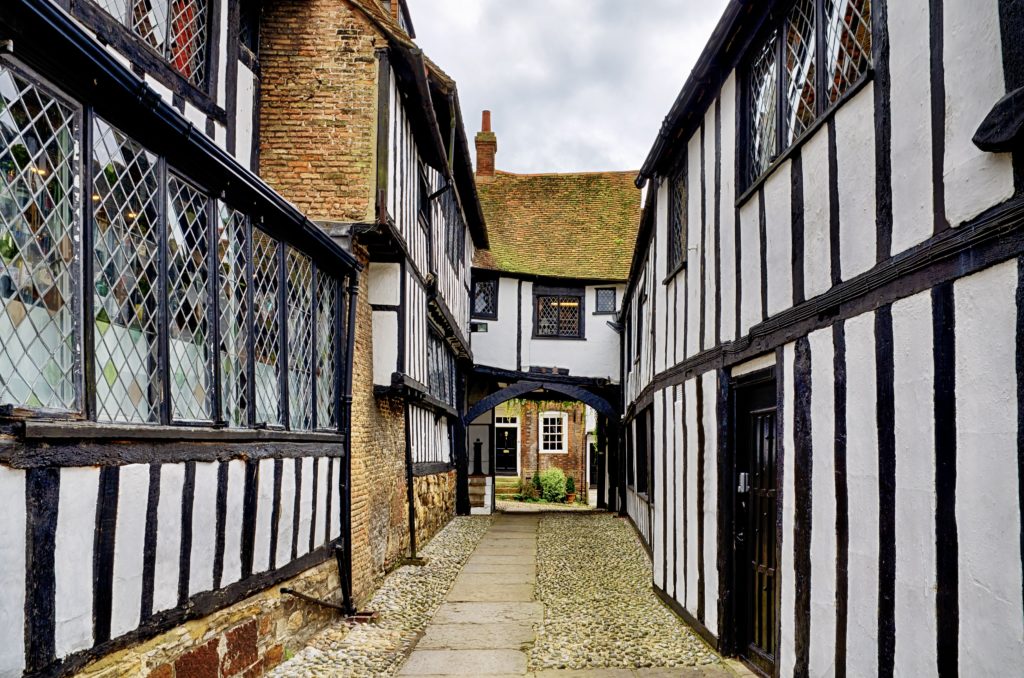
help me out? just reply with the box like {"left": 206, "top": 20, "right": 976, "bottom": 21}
{"left": 595, "top": 288, "right": 616, "bottom": 314}
{"left": 0, "top": 64, "right": 348, "bottom": 429}
{"left": 472, "top": 278, "right": 497, "bottom": 318}
{"left": 0, "top": 67, "right": 79, "bottom": 412}
{"left": 667, "top": 168, "right": 687, "bottom": 271}
{"left": 747, "top": 0, "right": 871, "bottom": 185}
{"left": 93, "top": 0, "right": 210, "bottom": 87}
{"left": 536, "top": 295, "right": 582, "bottom": 338}
{"left": 539, "top": 411, "right": 567, "bottom": 453}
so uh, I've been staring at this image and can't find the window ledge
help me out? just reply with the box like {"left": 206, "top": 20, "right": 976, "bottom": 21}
{"left": 531, "top": 335, "right": 587, "bottom": 341}
{"left": 663, "top": 260, "right": 687, "bottom": 284}
{"left": 20, "top": 420, "right": 344, "bottom": 444}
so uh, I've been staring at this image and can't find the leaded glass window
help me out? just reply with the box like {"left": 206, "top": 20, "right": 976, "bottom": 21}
{"left": 472, "top": 278, "right": 497, "bottom": 318}
{"left": 252, "top": 228, "right": 280, "bottom": 426}
{"left": 746, "top": 0, "right": 871, "bottom": 186}
{"left": 0, "top": 67, "right": 79, "bottom": 411}
{"left": 748, "top": 30, "right": 779, "bottom": 185}
{"left": 667, "top": 169, "right": 686, "bottom": 271}
{"left": 167, "top": 174, "right": 212, "bottom": 421}
{"left": 540, "top": 412, "right": 567, "bottom": 453}
{"left": 315, "top": 272, "right": 338, "bottom": 430}
{"left": 427, "top": 333, "right": 456, "bottom": 408}
{"left": 286, "top": 247, "right": 313, "bottom": 430}
{"left": 96, "top": 0, "right": 210, "bottom": 87}
{"left": 785, "top": 0, "right": 818, "bottom": 143}
{"left": 824, "top": 0, "right": 871, "bottom": 105}
{"left": 218, "top": 203, "right": 249, "bottom": 427}
{"left": 93, "top": 118, "right": 162, "bottom": 423}
{"left": 535, "top": 295, "right": 582, "bottom": 338}
{"left": 595, "top": 288, "right": 616, "bottom": 314}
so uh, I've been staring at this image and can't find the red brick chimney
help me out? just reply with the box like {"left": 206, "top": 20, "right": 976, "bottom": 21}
{"left": 475, "top": 110, "right": 497, "bottom": 181}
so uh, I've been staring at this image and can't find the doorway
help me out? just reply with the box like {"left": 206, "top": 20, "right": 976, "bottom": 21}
{"left": 495, "top": 418, "right": 518, "bottom": 475}
{"left": 731, "top": 370, "right": 778, "bottom": 677}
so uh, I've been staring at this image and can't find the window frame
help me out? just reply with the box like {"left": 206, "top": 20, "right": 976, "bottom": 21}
{"left": 666, "top": 162, "right": 687, "bottom": 276}
{"left": 471, "top": 276, "right": 498, "bottom": 320}
{"left": 0, "top": 62, "right": 348, "bottom": 437}
{"left": 594, "top": 287, "right": 617, "bottom": 315}
{"left": 538, "top": 410, "right": 569, "bottom": 454}
{"left": 742, "top": 0, "right": 873, "bottom": 191}
{"left": 532, "top": 286, "right": 585, "bottom": 340}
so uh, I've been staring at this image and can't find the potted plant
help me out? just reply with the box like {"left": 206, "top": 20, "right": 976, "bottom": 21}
{"left": 565, "top": 475, "right": 576, "bottom": 504}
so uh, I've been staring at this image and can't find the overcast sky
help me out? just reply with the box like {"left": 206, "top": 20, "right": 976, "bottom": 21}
{"left": 411, "top": 0, "right": 729, "bottom": 174}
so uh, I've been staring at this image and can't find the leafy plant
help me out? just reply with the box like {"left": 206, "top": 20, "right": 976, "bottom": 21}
{"left": 538, "top": 468, "right": 567, "bottom": 503}
{"left": 518, "top": 476, "right": 538, "bottom": 500}
{"left": 532, "top": 473, "right": 542, "bottom": 494}
{"left": 565, "top": 475, "right": 575, "bottom": 495}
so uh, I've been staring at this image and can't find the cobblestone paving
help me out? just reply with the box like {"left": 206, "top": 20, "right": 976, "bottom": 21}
{"left": 267, "top": 516, "right": 492, "bottom": 678}
{"left": 529, "top": 513, "right": 722, "bottom": 672}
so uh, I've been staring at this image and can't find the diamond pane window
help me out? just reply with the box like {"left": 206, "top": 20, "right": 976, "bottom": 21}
{"left": 286, "top": 248, "right": 313, "bottom": 430}
{"left": 667, "top": 169, "right": 687, "bottom": 271}
{"left": 472, "top": 278, "right": 497, "bottom": 318}
{"left": 130, "top": 0, "right": 169, "bottom": 53}
{"left": 540, "top": 412, "right": 566, "bottom": 453}
{"left": 168, "top": 0, "right": 209, "bottom": 87}
{"left": 824, "top": 0, "right": 871, "bottom": 105}
{"left": 315, "top": 272, "right": 338, "bottom": 430}
{"left": 785, "top": 0, "right": 818, "bottom": 143}
{"left": 749, "top": 30, "right": 780, "bottom": 184}
{"left": 595, "top": 288, "right": 617, "bottom": 314}
{"left": 92, "top": 118, "right": 162, "bottom": 423}
{"left": 252, "top": 228, "right": 280, "bottom": 426}
{"left": 427, "top": 333, "right": 456, "bottom": 407}
{"left": 167, "top": 174, "right": 212, "bottom": 421}
{"left": 218, "top": 203, "right": 249, "bottom": 427}
{"left": 0, "top": 66, "right": 79, "bottom": 411}
{"left": 535, "top": 295, "right": 581, "bottom": 338}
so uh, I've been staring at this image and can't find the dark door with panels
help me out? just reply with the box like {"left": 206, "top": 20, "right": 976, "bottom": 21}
{"left": 732, "top": 375, "right": 778, "bottom": 677}
{"left": 495, "top": 426, "right": 518, "bottom": 475}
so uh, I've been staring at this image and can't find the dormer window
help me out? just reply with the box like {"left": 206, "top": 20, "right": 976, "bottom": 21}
{"left": 92, "top": 0, "right": 211, "bottom": 87}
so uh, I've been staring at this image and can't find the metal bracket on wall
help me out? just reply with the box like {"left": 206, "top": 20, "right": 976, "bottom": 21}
{"left": 279, "top": 546, "right": 379, "bottom": 623}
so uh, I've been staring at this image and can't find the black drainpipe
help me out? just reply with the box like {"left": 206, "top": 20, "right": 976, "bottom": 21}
{"left": 404, "top": 401, "right": 418, "bottom": 558}
{"left": 339, "top": 276, "right": 360, "bottom": 615}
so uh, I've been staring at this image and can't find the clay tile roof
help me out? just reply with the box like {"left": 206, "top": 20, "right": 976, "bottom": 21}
{"left": 474, "top": 170, "right": 641, "bottom": 281}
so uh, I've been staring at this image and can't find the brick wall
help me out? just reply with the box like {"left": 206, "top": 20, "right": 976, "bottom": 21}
{"left": 518, "top": 401, "right": 589, "bottom": 492}
{"left": 260, "top": 0, "right": 380, "bottom": 225}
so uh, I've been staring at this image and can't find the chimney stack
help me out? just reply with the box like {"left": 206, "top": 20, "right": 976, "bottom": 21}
{"left": 475, "top": 110, "right": 497, "bottom": 181}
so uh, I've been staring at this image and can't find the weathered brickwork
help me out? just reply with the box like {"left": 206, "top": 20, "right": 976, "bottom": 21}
{"left": 518, "top": 401, "right": 589, "bottom": 492}
{"left": 413, "top": 471, "right": 457, "bottom": 549}
{"left": 348, "top": 244, "right": 410, "bottom": 603}
{"left": 76, "top": 560, "right": 339, "bottom": 678}
{"left": 259, "top": 0, "right": 381, "bottom": 225}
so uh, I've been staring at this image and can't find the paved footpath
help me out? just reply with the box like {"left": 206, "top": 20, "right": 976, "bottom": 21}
{"left": 397, "top": 513, "right": 748, "bottom": 678}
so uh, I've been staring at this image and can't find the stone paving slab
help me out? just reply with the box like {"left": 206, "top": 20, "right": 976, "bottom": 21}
{"left": 417, "top": 622, "right": 535, "bottom": 650}
{"left": 468, "top": 554, "right": 535, "bottom": 564}
{"left": 398, "top": 649, "right": 528, "bottom": 675}
{"left": 432, "top": 601, "right": 544, "bottom": 624}
{"left": 461, "top": 561, "right": 538, "bottom": 575}
{"left": 446, "top": 582, "right": 535, "bottom": 602}
{"left": 453, "top": 569, "right": 535, "bottom": 585}
{"left": 472, "top": 544, "right": 538, "bottom": 556}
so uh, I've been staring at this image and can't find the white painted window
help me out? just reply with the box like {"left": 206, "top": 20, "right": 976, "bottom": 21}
{"left": 539, "top": 411, "right": 568, "bottom": 454}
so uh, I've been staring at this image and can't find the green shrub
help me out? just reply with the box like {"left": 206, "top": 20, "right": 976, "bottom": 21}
{"left": 565, "top": 476, "right": 575, "bottom": 494}
{"left": 518, "top": 476, "right": 538, "bottom": 500}
{"left": 532, "top": 473, "right": 542, "bottom": 494}
{"left": 538, "top": 468, "right": 567, "bottom": 503}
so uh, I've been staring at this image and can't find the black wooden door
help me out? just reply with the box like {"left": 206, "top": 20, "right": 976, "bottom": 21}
{"left": 733, "top": 378, "right": 778, "bottom": 676}
{"left": 495, "top": 427, "right": 518, "bottom": 475}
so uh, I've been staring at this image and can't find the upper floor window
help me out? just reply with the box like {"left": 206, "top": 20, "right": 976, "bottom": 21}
{"left": 539, "top": 411, "right": 568, "bottom": 453}
{"left": 427, "top": 332, "right": 457, "bottom": 408}
{"left": 93, "top": 0, "right": 211, "bottom": 87}
{"left": 443, "top": 189, "right": 466, "bottom": 270}
{"left": 535, "top": 290, "right": 583, "bottom": 339}
{"left": 595, "top": 288, "right": 617, "bottom": 314}
{"left": 0, "top": 63, "right": 347, "bottom": 430}
{"left": 747, "top": 0, "right": 871, "bottom": 185}
{"left": 472, "top": 278, "right": 497, "bottom": 318}
{"left": 417, "top": 164, "right": 431, "bottom": 230}
{"left": 667, "top": 168, "right": 687, "bottom": 272}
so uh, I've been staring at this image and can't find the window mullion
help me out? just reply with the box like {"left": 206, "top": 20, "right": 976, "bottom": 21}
{"left": 775, "top": 18, "right": 787, "bottom": 158}
{"left": 163, "top": 0, "right": 174, "bottom": 60}
{"left": 310, "top": 265, "right": 319, "bottom": 432}
{"left": 157, "top": 158, "right": 172, "bottom": 425}
{"left": 209, "top": 197, "right": 224, "bottom": 426}
{"left": 82, "top": 106, "right": 97, "bottom": 420}
{"left": 244, "top": 217, "right": 257, "bottom": 428}
{"left": 815, "top": 0, "right": 828, "bottom": 116}
{"left": 277, "top": 241, "right": 289, "bottom": 429}
{"left": 335, "top": 277, "right": 346, "bottom": 433}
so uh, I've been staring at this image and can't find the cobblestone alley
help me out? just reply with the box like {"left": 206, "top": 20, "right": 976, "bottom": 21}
{"left": 270, "top": 512, "right": 748, "bottom": 677}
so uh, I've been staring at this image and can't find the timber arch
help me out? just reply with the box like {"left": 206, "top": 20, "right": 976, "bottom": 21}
{"left": 463, "top": 379, "right": 618, "bottom": 425}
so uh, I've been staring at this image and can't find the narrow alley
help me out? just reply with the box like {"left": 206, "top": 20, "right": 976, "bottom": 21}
{"left": 270, "top": 510, "right": 741, "bottom": 677}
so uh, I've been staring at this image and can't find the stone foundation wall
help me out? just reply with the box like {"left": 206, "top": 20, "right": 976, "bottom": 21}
{"left": 413, "top": 471, "right": 456, "bottom": 549}
{"left": 76, "top": 560, "right": 340, "bottom": 678}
